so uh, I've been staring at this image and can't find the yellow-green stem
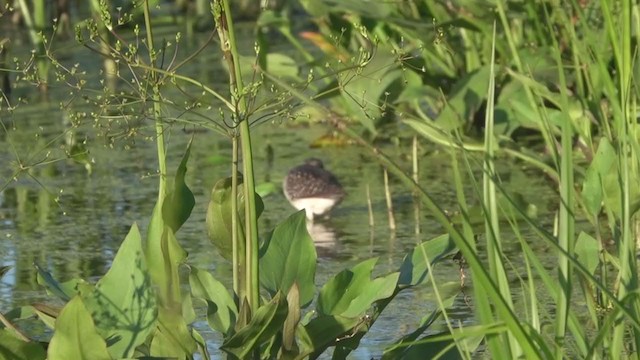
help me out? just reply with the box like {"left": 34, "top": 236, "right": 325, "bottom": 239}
{"left": 142, "top": 0, "right": 167, "bottom": 201}
{"left": 213, "top": 0, "right": 259, "bottom": 316}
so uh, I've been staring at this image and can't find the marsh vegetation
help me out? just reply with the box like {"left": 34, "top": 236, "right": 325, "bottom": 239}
{"left": 0, "top": 0, "right": 639, "bottom": 359}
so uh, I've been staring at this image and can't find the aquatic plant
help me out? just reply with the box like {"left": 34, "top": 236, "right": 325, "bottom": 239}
{"left": 1, "top": 0, "right": 639, "bottom": 358}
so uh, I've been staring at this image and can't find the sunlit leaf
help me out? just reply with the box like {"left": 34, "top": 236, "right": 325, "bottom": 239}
{"left": 192, "top": 328, "right": 212, "bottom": 360}
{"left": 282, "top": 283, "right": 301, "bottom": 354}
{"left": 0, "top": 329, "right": 46, "bottom": 360}
{"left": 318, "top": 258, "right": 399, "bottom": 317}
{"left": 147, "top": 228, "right": 196, "bottom": 358}
{"left": 150, "top": 310, "right": 197, "bottom": 358}
{"left": 398, "top": 234, "right": 457, "bottom": 287}
{"left": 189, "top": 267, "right": 237, "bottom": 334}
{"left": 47, "top": 296, "right": 111, "bottom": 360}
{"left": 221, "top": 292, "right": 288, "bottom": 359}
{"left": 82, "top": 223, "right": 157, "bottom": 359}
{"left": 575, "top": 232, "right": 599, "bottom": 275}
{"left": 260, "top": 211, "right": 317, "bottom": 306}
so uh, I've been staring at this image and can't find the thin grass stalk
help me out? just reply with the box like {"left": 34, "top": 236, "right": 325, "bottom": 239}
{"left": 383, "top": 167, "right": 396, "bottom": 231}
{"left": 412, "top": 136, "right": 420, "bottom": 235}
{"left": 481, "top": 22, "right": 519, "bottom": 358}
{"left": 212, "top": 0, "right": 260, "bottom": 315}
{"left": 142, "top": 0, "right": 167, "bottom": 201}
{"left": 534, "top": 4, "right": 577, "bottom": 354}
{"left": 366, "top": 183, "right": 374, "bottom": 228}
{"left": 231, "top": 135, "right": 240, "bottom": 300}
{"left": 552, "top": 50, "right": 575, "bottom": 359}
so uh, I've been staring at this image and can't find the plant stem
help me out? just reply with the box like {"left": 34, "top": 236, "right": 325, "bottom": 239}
{"left": 213, "top": 0, "right": 259, "bottom": 316}
{"left": 142, "top": 0, "right": 167, "bottom": 201}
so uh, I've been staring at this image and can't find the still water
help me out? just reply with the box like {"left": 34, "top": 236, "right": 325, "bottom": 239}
{"left": 0, "top": 27, "right": 556, "bottom": 359}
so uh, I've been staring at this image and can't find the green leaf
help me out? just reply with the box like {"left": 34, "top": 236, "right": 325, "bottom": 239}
{"left": 298, "top": 315, "right": 361, "bottom": 356}
{"left": 318, "top": 258, "right": 399, "bottom": 317}
{"left": 206, "top": 174, "right": 264, "bottom": 261}
{"left": 0, "top": 329, "right": 46, "bottom": 360}
{"left": 221, "top": 292, "right": 288, "bottom": 359}
{"left": 162, "top": 140, "right": 195, "bottom": 233}
{"left": 47, "top": 296, "right": 111, "bottom": 360}
{"left": 189, "top": 267, "right": 237, "bottom": 334}
{"left": 398, "top": 234, "right": 457, "bottom": 287}
{"left": 192, "top": 329, "right": 211, "bottom": 360}
{"left": 282, "top": 284, "right": 301, "bottom": 354}
{"left": 575, "top": 232, "right": 600, "bottom": 275}
{"left": 146, "top": 227, "right": 197, "bottom": 358}
{"left": 149, "top": 309, "right": 197, "bottom": 358}
{"left": 260, "top": 211, "right": 317, "bottom": 306}
{"left": 82, "top": 223, "right": 157, "bottom": 359}
{"left": 582, "top": 138, "right": 615, "bottom": 216}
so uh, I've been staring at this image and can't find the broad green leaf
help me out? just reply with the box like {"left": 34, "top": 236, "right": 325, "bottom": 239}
{"left": 147, "top": 227, "right": 197, "bottom": 357}
{"left": 189, "top": 267, "right": 237, "bottom": 334}
{"left": 399, "top": 234, "right": 457, "bottom": 287}
{"left": 149, "top": 310, "right": 197, "bottom": 358}
{"left": 47, "top": 296, "right": 111, "bottom": 360}
{"left": 575, "top": 232, "right": 599, "bottom": 275}
{"left": 206, "top": 175, "right": 264, "bottom": 261}
{"left": 221, "top": 292, "right": 288, "bottom": 359}
{"left": 298, "top": 315, "right": 361, "bottom": 356}
{"left": 435, "top": 65, "right": 490, "bottom": 131}
{"left": 0, "top": 329, "right": 46, "bottom": 360}
{"left": 260, "top": 211, "right": 317, "bottom": 306}
{"left": 318, "top": 258, "right": 399, "bottom": 317}
{"left": 82, "top": 223, "right": 157, "bottom": 359}
{"left": 162, "top": 140, "right": 195, "bottom": 233}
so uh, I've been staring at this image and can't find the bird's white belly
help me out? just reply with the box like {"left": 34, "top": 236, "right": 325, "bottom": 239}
{"left": 291, "top": 197, "right": 338, "bottom": 219}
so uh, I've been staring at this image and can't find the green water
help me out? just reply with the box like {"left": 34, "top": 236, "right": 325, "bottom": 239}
{"left": 0, "top": 26, "right": 557, "bottom": 359}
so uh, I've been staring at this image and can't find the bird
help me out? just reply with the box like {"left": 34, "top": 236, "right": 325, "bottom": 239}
{"left": 283, "top": 158, "right": 346, "bottom": 220}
